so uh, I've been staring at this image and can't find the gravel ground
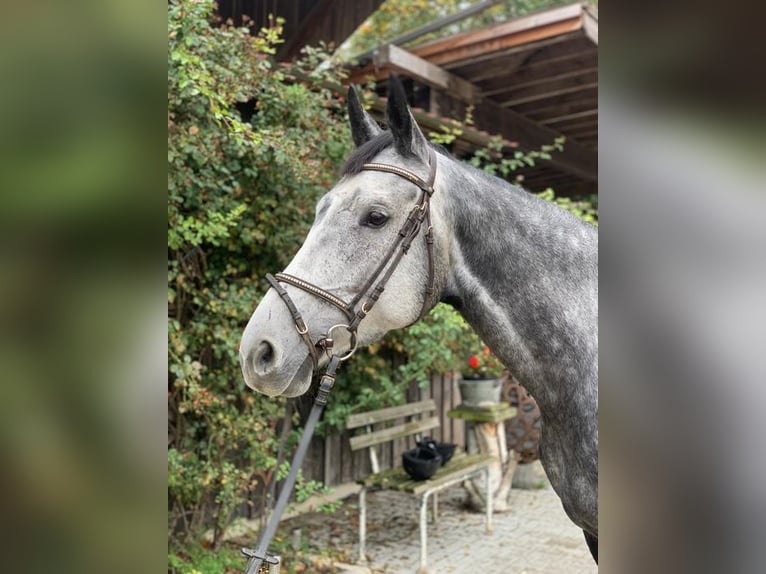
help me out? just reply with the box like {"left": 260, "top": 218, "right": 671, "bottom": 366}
{"left": 289, "top": 482, "right": 598, "bottom": 574}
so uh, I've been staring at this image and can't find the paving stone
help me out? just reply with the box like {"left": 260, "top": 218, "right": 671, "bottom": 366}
{"left": 293, "top": 487, "right": 597, "bottom": 574}
{"left": 333, "top": 562, "right": 373, "bottom": 574}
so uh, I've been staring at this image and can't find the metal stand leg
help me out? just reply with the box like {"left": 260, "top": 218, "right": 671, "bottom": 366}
{"left": 418, "top": 493, "right": 430, "bottom": 574}
{"left": 359, "top": 487, "right": 367, "bottom": 563}
{"left": 485, "top": 467, "right": 494, "bottom": 534}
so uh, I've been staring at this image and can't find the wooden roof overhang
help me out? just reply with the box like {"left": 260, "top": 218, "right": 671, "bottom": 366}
{"left": 349, "top": 3, "right": 598, "bottom": 196}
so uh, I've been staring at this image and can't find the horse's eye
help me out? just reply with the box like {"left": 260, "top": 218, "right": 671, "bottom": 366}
{"left": 364, "top": 210, "right": 388, "bottom": 228}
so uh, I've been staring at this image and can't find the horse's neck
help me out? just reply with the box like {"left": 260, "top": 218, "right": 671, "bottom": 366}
{"left": 440, "top": 161, "right": 598, "bottom": 419}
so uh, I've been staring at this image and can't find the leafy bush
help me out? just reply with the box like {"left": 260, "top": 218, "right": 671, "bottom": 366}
{"left": 168, "top": 0, "right": 352, "bottom": 550}
{"left": 319, "top": 303, "right": 480, "bottom": 432}
{"left": 538, "top": 188, "right": 598, "bottom": 226}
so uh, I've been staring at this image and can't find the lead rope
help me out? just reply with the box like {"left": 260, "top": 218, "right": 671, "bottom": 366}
{"left": 242, "top": 356, "right": 342, "bottom": 573}
{"left": 264, "top": 400, "right": 293, "bottom": 524}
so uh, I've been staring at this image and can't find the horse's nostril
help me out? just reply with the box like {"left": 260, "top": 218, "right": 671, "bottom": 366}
{"left": 253, "top": 340, "right": 276, "bottom": 374}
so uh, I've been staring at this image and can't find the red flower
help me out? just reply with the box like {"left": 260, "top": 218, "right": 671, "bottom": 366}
{"left": 468, "top": 355, "right": 480, "bottom": 369}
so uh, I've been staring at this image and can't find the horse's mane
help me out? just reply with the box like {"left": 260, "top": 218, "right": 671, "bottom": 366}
{"left": 341, "top": 131, "right": 449, "bottom": 176}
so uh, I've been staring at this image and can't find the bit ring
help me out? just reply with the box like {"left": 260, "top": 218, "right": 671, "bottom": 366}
{"left": 324, "top": 324, "right": 358, "bottom": 361}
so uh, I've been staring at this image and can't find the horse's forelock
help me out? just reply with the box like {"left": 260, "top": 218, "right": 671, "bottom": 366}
{"left": 341, "top": 131, "right": 449, "bottom": 177}
{"left": 341, "top": 132, "right": 394, "bottom": 176}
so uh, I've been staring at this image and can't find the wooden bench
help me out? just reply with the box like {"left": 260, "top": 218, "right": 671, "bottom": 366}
{"left": 347, "top": 399, "right": 494, "bottom": 574}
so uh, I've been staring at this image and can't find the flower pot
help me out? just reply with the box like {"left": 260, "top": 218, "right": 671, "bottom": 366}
{"left": 458, "top": 377, "right": 503, "bottom": 407}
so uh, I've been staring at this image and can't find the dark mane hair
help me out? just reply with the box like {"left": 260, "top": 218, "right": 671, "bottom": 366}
{"left": 341, "top": 132, "right": 394, "bottom": 176}
{"left": 341, "top": 131, "right": 449, "bottom": 176}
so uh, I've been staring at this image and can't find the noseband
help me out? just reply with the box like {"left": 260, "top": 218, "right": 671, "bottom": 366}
{"left": 265, "top": 147, "right": 438, "bottom": 368}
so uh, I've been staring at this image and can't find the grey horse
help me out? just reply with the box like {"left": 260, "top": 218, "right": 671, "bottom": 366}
{"left": 240, "top": 77, "right": 598, "bottom": 562}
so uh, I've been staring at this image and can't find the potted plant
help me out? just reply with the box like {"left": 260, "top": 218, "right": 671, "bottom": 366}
{"left": 458, "top": 344, "right": 506, "bottom": 406}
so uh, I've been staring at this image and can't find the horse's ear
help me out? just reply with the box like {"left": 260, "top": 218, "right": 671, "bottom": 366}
{"left": 386, "top": 75, "right": 429, "bottom": 161}
{"left": 347, "top": 85, "right": 382, "bottom": 147}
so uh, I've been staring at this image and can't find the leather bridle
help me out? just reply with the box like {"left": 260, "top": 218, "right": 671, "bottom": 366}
{"left": 244, "top": 148, "right": 438, "bottom": 574}
{"left": 265, "top": 147, "right": 438, "bottom": 368}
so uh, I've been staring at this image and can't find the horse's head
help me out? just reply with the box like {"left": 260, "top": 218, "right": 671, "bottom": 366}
{"left": 240, "top": 77, "right": 449, "bottom": 397}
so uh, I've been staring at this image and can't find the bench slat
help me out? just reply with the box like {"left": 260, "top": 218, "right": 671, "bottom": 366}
{"left": 408, "top": 455, "right": 493, "bottom": 495}
{"left": 346, "top": 399, "right": 436, "bottom": 429}
{"left": 349, "top": 416, "right": 440, "bottom": 451}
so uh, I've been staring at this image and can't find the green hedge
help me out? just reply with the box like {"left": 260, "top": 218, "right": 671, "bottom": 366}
{"left": 168, "top": 0, "right": 354, "bottom": 548}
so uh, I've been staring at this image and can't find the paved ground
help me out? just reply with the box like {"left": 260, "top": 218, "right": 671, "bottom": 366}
{"left": 293, "top": 480, "right": 598, "bottom": 574}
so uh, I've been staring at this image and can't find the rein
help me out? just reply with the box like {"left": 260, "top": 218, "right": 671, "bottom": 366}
{"left": 242, "top": 150, "right": 437, "bottom": 572}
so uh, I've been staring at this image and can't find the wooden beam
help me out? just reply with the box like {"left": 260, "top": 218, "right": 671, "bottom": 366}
{"left": 349, "top": 33, "right": 583, "bottom": 84}
{"left": 560, "top": 127, "right": 598, "bottom": 140}
{"left": 444, "top": 33, "right": 588, "bottom": 72}
{"left": 417, "top": 18, "right": 585, "bottom": 67}
{"left": 515, "top": 102, "right": 598, "bottom": 125}
{"left": 482, "top": 67, "right": 598, "bottom": 98}
{"left": 467, "top": 48, "right": 596, "bottom": 84}
{"left": 300, "top": 56, "right": 596, "bottom": 181}
{"left": 540, "top": 109, "right": 599, "bottom": 125}
{"left": 567, "top": 124, "right": 600, "bottom": 135}
{"left": 583, "top": 10, "right": 599, "bottom": 45}
{"left": 412, "top": 3, "right": 585, "bottom": 60}
{"left": 380, "top": 87, "right": 595, "bottom": 182}
{"left": 375, "top": 44, "right": 480, "bottom": 104}
{"left": 501, "top": 81, "right": 598, "bottom": 107}
{"left": 513, "top": 88, "right": 598, "bottom": 115}
{"left": 362, "top": 47, "right": 596, "bottom": 182}
{"left": 550, "top": 118, "right": 599, "bottom": 132}
{"left": 471, "top": 96, "right": 596, "bottom": 181}
{"left": 570, "top": 130, "right": 599, "bottom": 139}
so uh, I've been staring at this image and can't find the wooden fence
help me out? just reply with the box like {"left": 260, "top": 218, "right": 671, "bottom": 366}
{"left": 303, "top": 372, "right": 466, "bottom": 488}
